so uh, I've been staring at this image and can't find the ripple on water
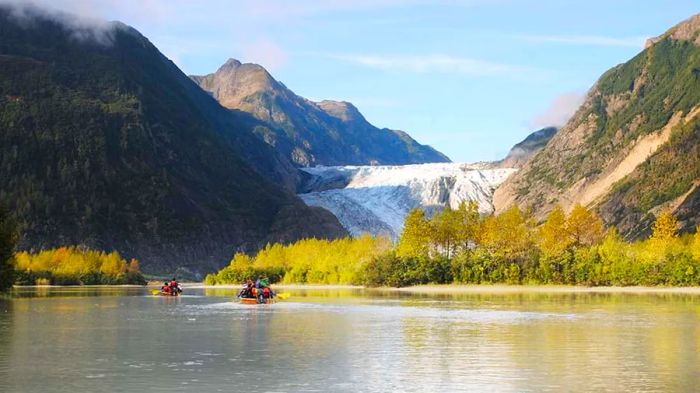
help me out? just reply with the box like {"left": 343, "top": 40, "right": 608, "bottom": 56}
{"left": 186, "top": 301, "right": 576, "bottom": 324}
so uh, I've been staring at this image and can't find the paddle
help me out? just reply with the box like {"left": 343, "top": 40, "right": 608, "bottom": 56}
{"left": 276, "top": 292, "right": 291, "bottom": 300}
{"left": 150, "top": 289, "right": 161, "bottom": 296}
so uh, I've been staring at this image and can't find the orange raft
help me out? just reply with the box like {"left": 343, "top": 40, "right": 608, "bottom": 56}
{"left": 239, "top": 297, "right": 274, "bottom": 305}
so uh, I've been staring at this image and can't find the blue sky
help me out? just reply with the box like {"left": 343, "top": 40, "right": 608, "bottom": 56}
{"left": 27, "top": 0, "right": 700, "bottom": 162}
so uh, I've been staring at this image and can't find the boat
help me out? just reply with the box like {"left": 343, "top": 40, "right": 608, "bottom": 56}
{"left": 239, "top": 297, "right": 274, "bottom": 305}
{"left": 150, "top": 289, "right": 181, "bottom": 296}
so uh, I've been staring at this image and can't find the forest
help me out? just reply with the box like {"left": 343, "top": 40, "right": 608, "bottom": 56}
{"left": 207, "top": 202, "right": 700, "bottom": 287}
{"left": 13, "top": 247, "right": 146, "bottom": 286}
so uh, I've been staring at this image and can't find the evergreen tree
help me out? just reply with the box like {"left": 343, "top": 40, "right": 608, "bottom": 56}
{"left": 0, "top": 207, "right": 17, "bottom": 291}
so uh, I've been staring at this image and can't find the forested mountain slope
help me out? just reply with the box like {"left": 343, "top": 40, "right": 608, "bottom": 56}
{"left": 495, "top": 13, "right": 700, "bottom": 238}
{"left": 0, "top": 5, "right": 345, "bottom": 275}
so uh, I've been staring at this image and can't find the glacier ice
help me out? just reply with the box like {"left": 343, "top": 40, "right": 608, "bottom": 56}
{"left": 298, "top": 163, "right": 517, "bottom": 240}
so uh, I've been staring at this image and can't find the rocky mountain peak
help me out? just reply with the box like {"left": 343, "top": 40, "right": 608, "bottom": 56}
{"left": 646, "top": 13, "right": 700, "bottom": 48}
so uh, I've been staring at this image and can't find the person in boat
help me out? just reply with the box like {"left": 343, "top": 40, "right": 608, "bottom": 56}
{"left": 238, "top": 279, "right": 254, "bottom": 298}
{"left": 256, "top": 276, "right": 275, "bottom": 303}
{"left": 168, "top": 278, "right": 182, "bottom": 295}
{"left": 161, "top": 281, "right": 172, "bottom": 295}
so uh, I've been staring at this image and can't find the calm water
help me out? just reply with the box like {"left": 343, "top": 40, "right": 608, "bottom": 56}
{"left": 0, "top": 287, "right": 699, "bottom": 392}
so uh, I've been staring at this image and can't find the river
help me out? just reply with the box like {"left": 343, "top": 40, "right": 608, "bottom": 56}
{"left": 0, "top": 286, "right": 698, "bottom": 392}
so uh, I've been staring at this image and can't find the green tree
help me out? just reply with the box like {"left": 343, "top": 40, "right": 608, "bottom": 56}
{"left": 0, "top": 207, "right": 18, "bottom": 291}
{"left": 396, "top": 209, "right": 431, "bottom": 258}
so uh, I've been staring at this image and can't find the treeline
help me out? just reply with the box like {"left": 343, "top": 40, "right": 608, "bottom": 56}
{"left": 368, "top": 202, "right": 700, "bottom": 287}
{"left": 204, "top": 236, "right": 391, "bottom": 285}
{"left": 206, "top": 201, "right": 700, "bottom": 288}
{"left": 14, "top": 247, "right": 146, "bottom": 285}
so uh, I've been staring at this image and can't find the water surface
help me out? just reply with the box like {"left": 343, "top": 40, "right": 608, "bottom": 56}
{"left": 1, "top": 286, "right": 698, "bottom": 392}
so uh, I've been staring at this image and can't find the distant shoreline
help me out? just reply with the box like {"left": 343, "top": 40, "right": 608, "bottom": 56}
{"left": 389, "top": 284, "right": 700, "bottom": 294}
{"left": 195, "top": 283, "right": 700, "bottom": 294}
{"left": 12, "top": 283, "right": 700, "bottom": 294}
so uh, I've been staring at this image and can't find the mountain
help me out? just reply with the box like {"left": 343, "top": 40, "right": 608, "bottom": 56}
{"left": 0, "top": 5, "right": 346, "bottom": 276}
{"left": 494, "top": 13, "right": 700, "bottom": 238}
{"left": 499, "top": 127, "right": 557, "bottom": 168}
{"left": 190, "top": 59, "right": 450, "bottom": 167}
{"left": 299, "top": 163, "right": 516, "bottom": 239}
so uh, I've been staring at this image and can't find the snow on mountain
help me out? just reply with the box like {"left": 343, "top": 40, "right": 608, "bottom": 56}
{"left": 298, "top": 163, "right": 517, "bottom": 239}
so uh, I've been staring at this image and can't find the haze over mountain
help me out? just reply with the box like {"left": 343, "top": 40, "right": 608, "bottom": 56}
{"left": 495, "top": 13, "right": 700, "bottom": 238}
{"left": 191, "top": 59, "right": 450, "bottom": 167}
{"left": 0, "top": 5, "right": 345, "bottom": 275}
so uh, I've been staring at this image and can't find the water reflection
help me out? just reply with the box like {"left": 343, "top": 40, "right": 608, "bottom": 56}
{"left": 1, "top": 287, "right": 699, "bottom": 392}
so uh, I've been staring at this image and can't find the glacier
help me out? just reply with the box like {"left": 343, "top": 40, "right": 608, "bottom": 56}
{"left": 298, "top": 163, "right": 517, "bottom": 240}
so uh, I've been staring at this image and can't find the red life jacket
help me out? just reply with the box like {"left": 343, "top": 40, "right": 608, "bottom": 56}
{"left": 162, "top": 285, "right": 171, "bottom": 294}
{"left": 263, "top": 287, "right": 270, "bottom": 298}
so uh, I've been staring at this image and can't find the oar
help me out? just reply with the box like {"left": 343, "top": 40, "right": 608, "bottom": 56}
{"left": 150, "top": 289, "right": 161, "bottom": 296}
{"left": 276, "top": 292, "right": 291, "bottom": 300}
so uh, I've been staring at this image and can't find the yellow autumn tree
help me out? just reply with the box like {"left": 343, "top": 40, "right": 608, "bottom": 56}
{"left": 431, "top": 206, "right": 460, "bottom": 259}
{"left": 482, "top": 205, "right": 532, "bottom": 259}
{"left": 455, "top": 200, "right": 481, "bottom": 252}
{"left": 539, "top": 205, "right": 570, "bottom": 257}
{"left": 396, "top": 208, "right": 431, "bottom": 258}
{"left": 566, "top": 204, "right": 604, "bottom": 247}
{"left": 651, "top": 210, "right": 679, "bottom": 242}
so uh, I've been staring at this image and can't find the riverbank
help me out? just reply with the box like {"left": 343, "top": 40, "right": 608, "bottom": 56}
{"left": 195, "top": 283, "right": 700, "bottom": 294}
{"left": 391, "top": 284, "right": 700, "bottom": 294}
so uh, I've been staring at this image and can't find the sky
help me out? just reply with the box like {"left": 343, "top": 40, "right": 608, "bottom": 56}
{"left": 13, "top": 0, "right": 700, "bottom": 162}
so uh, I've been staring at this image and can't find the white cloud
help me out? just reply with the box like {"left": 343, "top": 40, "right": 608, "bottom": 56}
{"left": 324, "top": 53, "right": 530, "bottom": 76}
{"left": 515, "top": 34, "right": 648, "bottom": 48}
{"left": 530, "top": 91, "right": 585, "bottom": 128}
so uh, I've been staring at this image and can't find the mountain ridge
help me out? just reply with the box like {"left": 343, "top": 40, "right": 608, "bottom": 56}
{"left": 0, "top": 5, "right": 346, "bottom": 276}
{"left": 190, "top": 58, "right": 450, "bottom": 167}
{"left": 494, "top": 12, "right": 700, "bottom": 238}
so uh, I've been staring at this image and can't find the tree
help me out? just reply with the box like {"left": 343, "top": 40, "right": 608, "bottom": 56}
{"left": 455, "top": 200, "right": 481, "bottom": 252}
{"left": 539, "top": 205, "right": 570, "bottom": 257}
{"left": 651, "top": 210, "right": 679, "bottom": 242}
{"left": 0, "top": 207, "right": 18, "bottom": 291}
{"left": 566, "top": 204, "right": 604, "bottom": 247}
{"left": 431, "top": 207, "right": 460, "bottom": 259}
{"left": 482, "top": 205, "right": 532, "bottom": 259}
{"left": 396, "top": 208, "right": 431, "bottom": 258}
{"left": 692, "top": 226, "right": 700, "bottom": 262}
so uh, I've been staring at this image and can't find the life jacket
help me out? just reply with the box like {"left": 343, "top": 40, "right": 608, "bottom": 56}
{"left": 162, "top": 285, "right": 171, "bottom": 294}
{"left": 263, "top": 287, "right": 270, "bottom": 298}
{"left": 252, "top": 287, "right": 257, "bottom": 296}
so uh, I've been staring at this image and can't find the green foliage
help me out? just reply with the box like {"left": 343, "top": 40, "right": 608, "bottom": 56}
{"left": 0, "top": 207, "right": 18, "bottom": 291}
{"left": 13, "top": 247, "right": 146, "bottom": 285}
{"left": 205, "top": 235, "right": 391, "bottom": 285}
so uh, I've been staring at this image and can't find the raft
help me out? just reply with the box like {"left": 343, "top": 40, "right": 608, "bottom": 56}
{"left": 239, "top": 297, "right": 274, "bottom": 305}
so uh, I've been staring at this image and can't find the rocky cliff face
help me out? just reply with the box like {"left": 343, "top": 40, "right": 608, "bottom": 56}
{"left": 0, "top": 5, "right": 346, "bottom": 276}
{"left": 494, "top": 13, "right": 700, "bottom": 238}
{"left": 499, "top": 127, "right": 558, "bottom": 168}
{"left": 299, "top": 163, "right": 516, "bottom": 239}
{"left": 191, "top": 59, "right": 450, "bottom": 167}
